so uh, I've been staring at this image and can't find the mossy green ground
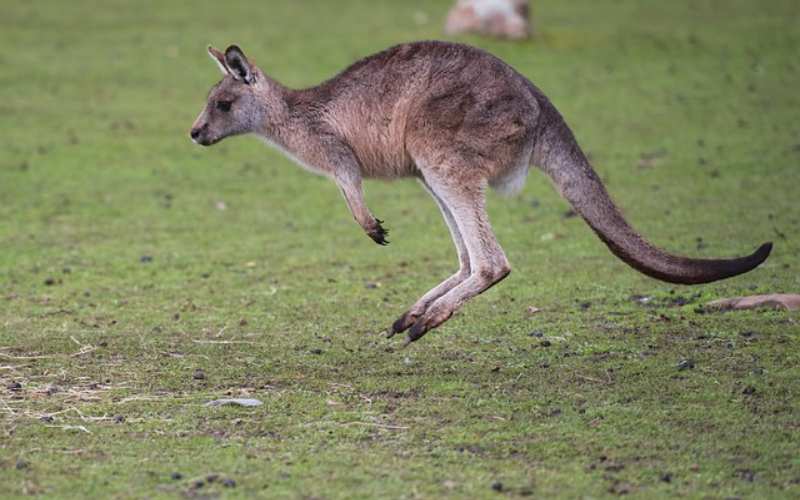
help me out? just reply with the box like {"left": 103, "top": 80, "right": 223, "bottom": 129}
{"left": 1, "top": 0, "right": 799, "bottom": 498}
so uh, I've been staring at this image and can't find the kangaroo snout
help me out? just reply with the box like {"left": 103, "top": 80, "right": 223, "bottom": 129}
{"left": 190, "top": 124, "right": 210, "bottom": 145}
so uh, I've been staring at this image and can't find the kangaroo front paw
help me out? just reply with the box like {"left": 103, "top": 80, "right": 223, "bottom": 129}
{"left": 367, "top": 218, "right": 389, "bottom": 246}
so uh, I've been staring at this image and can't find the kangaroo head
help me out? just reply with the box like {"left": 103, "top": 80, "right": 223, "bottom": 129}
{"left": 190, "top": 45, "right": 274, "bottom": 146}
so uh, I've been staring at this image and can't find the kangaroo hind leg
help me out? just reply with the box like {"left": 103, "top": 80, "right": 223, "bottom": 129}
{"left": 389, "top": 178, "right": 472, "bottom": 337}
{"left": 404, "top": 177, "right": 511, "bottom": 344}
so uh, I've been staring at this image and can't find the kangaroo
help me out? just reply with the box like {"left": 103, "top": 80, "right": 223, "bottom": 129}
{"left": 190, "top": 42, "right": 772, "bottom": 344}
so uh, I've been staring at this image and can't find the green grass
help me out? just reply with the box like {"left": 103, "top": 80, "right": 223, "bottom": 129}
{"left": 1, "top": 0, "right": 799, "bottom": 498}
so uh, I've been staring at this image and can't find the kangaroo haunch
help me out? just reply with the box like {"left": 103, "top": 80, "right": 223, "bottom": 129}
{"left": 190, "top": 41, "right": 772, "bottom": 344}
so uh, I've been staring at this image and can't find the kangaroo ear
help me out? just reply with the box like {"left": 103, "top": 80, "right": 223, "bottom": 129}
{"left": 224, "top": 45, "right": 256, "bottom": 84}
{"left": 207, "top": 46, "right": 229, "bottom": 75}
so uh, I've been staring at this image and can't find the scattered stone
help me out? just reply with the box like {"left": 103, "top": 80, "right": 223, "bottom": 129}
{"left": 309, "top": 348, "right": 323, "bottom": 355}
{"left": 39, "top": 415, "right": 54, "bottom": 423}
{"left": 677, "top": 359, "right": 695, "bottom": 371}
{"left": 7, "top": 381, "right": 22, "bottom": 391}
{"left": 206, "top": 474, "right": 219, "bottom": 483}
{"left": 491, "top": 480, "right": 504, "bottom": 492}
{"left": 114, "top": 415, "right": 125, "bottom": 423}
{"left": 222, "top": 478, "right": 236, "bottom": 488}
{"left": 736, "top": 469, "right": 756, "bottom": 482}
{"left": 193, "top": 369, "right": 206, "bottom": 380}
{"left": 171, "top": 472, "right": 183, "bottom": 480}
{"left": 204, "top": 398, "right": 263, "bottom": 407}
{"left": 529, "top": 330, "right": 544, "bottom": 337}
{"left": 43, "top": 277, "right": 56, "bottom": 286}
{"left": 706, "top": 294, "right": 800, "bottom": 311}
{"left": 139, "top": 255, "right": 153, "bottom": 263}
{"left": 540, "top": 340, "right": 552, "bottom": 347}
{"left": 660, "top": 472, "right": 672, "bottom": 483}
{"left": 608, "top": 481, "right": 632, "bottom": 495}
{"left": 16, "top": 459, "right": 30, "bottom": 470}
{"left": 742, "top": 386, "right": 756, "bottom": 396}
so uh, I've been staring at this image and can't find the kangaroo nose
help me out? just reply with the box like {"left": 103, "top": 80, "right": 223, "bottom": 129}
{"left": 190, "top": 128, "right": 201, "bottom": 140}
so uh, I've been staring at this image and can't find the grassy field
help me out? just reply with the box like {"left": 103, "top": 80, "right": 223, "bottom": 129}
{"left": 1, "top": 0, "right": 799, "bottom": 498}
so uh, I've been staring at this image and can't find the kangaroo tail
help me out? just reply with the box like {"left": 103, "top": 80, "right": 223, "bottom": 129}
{"left": 534, "top": 110, "right": 771, "bottom": 285}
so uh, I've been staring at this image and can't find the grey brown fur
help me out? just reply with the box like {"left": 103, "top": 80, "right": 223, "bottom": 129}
{"left": 191, "top": 41, "right": 771, "bottom": 344}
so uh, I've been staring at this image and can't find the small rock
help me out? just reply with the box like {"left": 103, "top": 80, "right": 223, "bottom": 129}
{"left": 193, "top": 369, "right": 206, "bottom": 380}
{"left": 43, "top": 277, "right": 56, "bottom": 286}
{"left": 222, "top": 478, "right": 236, "bottom": 488}
{"left": 171, "top": 472, "right": 183, "bottom": 480}
{"left": 309, "top": 348, "right": 323, "bottom": 355}
{"left": 677, "top": 359, "right": 695, "bottom": 371}
{"left": 16, "top": 459, "right": 30, "bottom": 470}
{"left": 540, "top": 340, "right": 551, "bottom": 347}
{"left": 206, "top": 474, "right": 219, "bottom": 483}
{"left": 742, "top": 386, "right": 756, "bottom": 395}
{"left": 139, "top": 255, "right": 153, "bottom": 263}
{"left": 660, "top": 472, "right": 672, "bottom": 483}
{"left": 7, "top": 381, "right": 22, "bottom": 391}
{"left": 114, "top": 415, "right": 125, "bottom": 423}
{"left": 608, "top": 481, "right": 632, "bottom": 495}
{"left": 529, "top": 330, "right": 544, "bottom": 338}
{"left": 491, "top": 481, "right": 504, "bottom": 492}
{"left": 205, "top": 398, "right": 263, "bottom": 407}
{"left": 526, "top": 306, "right": 541, "bottom": 315}
{"left": 736, "top": 469, "right": 755, "bottom": 482}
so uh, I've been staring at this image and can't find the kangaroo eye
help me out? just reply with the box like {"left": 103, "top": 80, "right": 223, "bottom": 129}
{"left": 216, "top": 100, "right": 232, "bottom": 112}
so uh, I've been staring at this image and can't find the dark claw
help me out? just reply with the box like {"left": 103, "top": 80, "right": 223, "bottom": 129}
{"left": 407, "top": 320, "right": 429, "bottom": 343}
{"left": 368, "top": 219, "right": 389, "bottom": 246}
{"left": 387, "top": 311, "right": 415, "bottom": 338}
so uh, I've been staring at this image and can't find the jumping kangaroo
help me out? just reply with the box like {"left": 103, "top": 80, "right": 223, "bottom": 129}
{"left": 190, "top": 41, "right": 772, "bottom": 344}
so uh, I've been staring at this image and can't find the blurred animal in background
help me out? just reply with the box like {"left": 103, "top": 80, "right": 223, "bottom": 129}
{"left": 445, "top": 0, "right": 532, "bottom": 40}
{"left": 190, "top": 42, "right": 771, "bottom": 345}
